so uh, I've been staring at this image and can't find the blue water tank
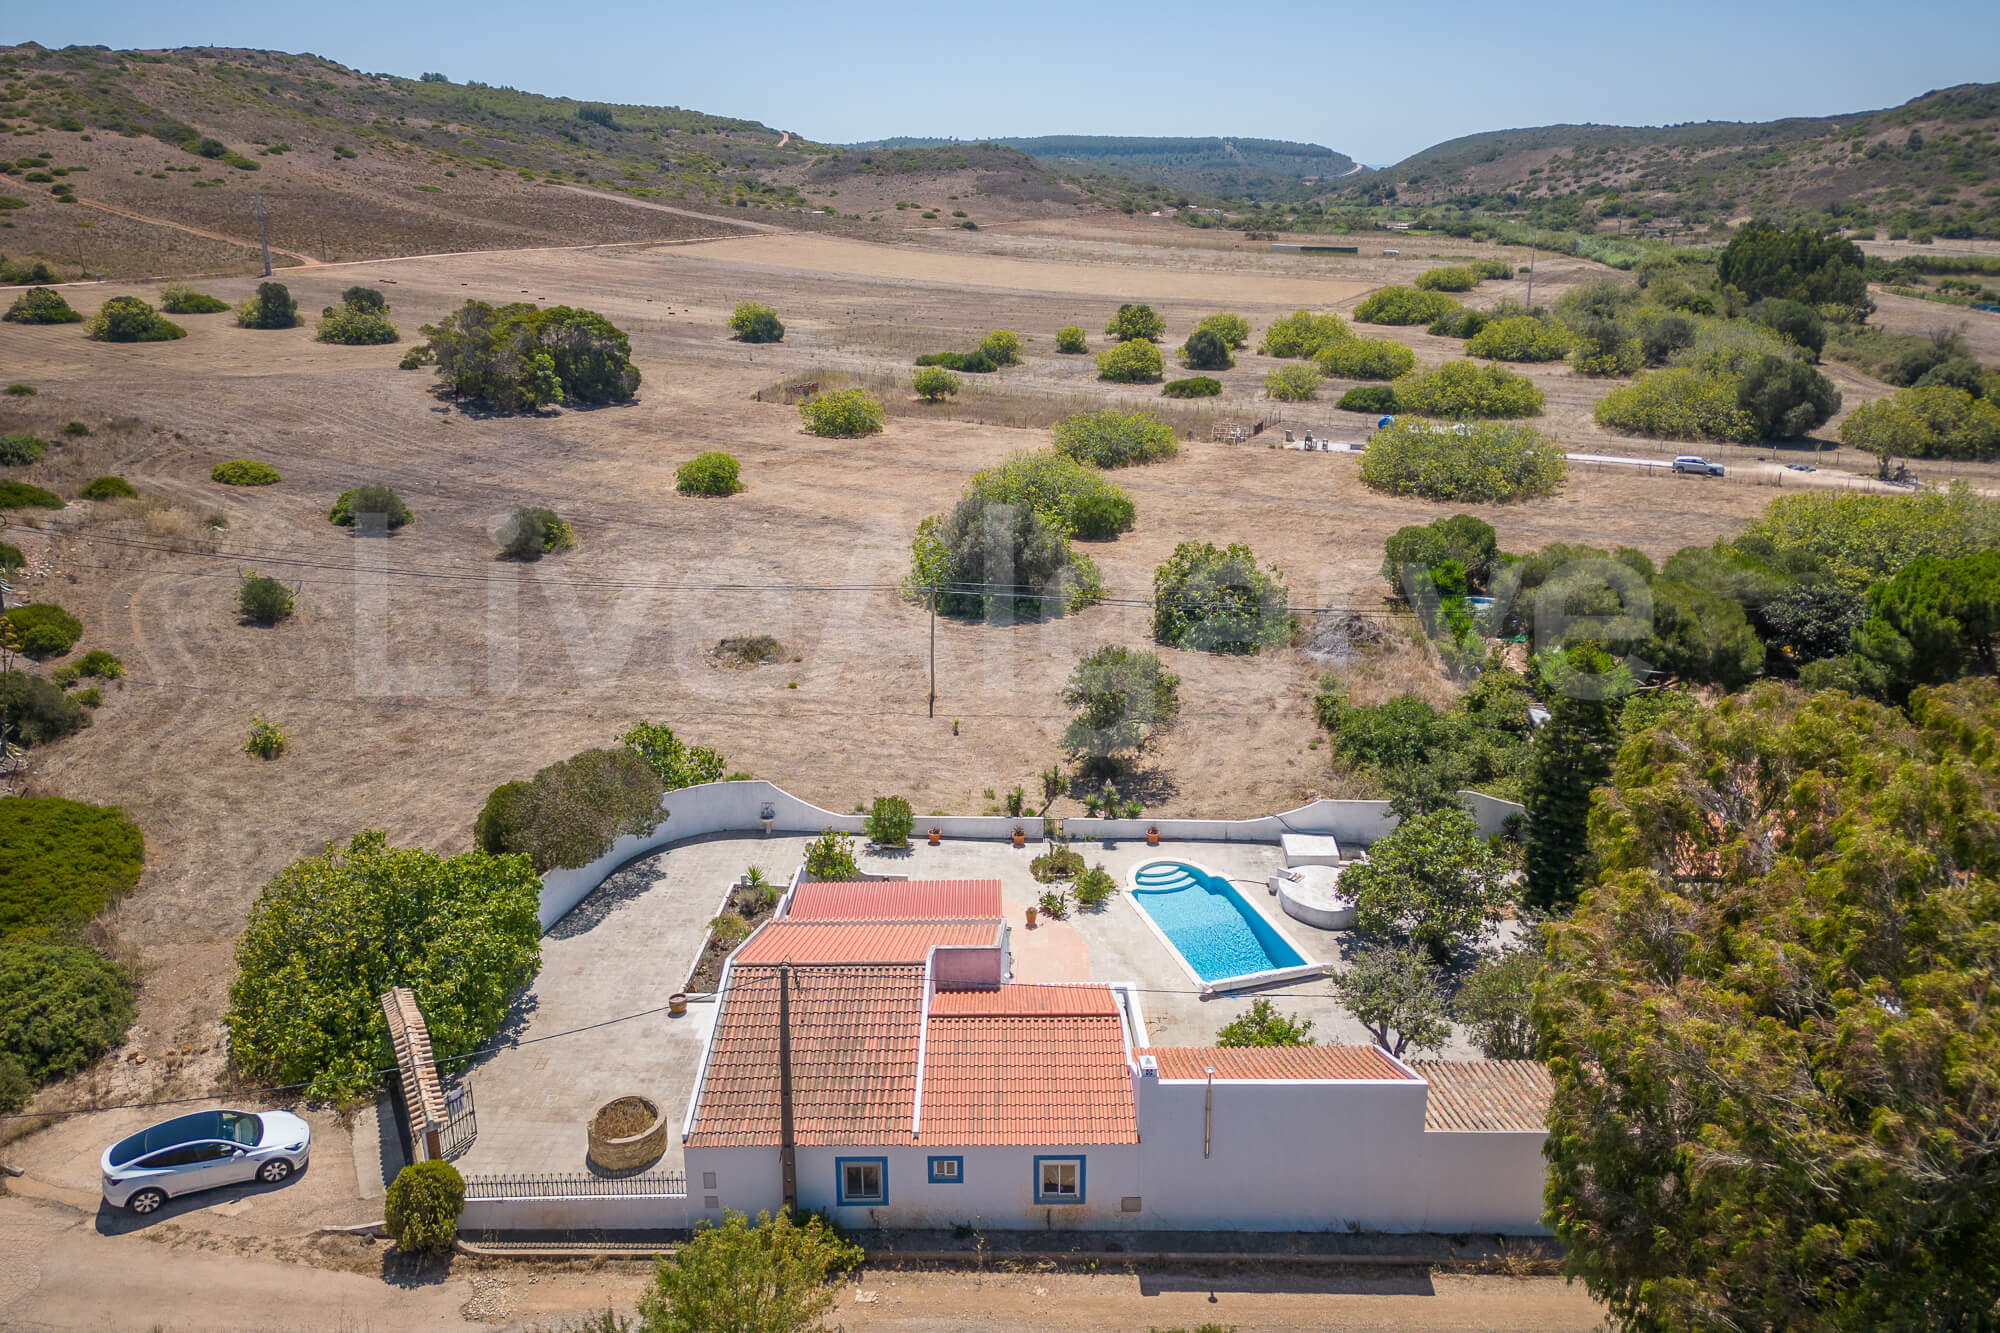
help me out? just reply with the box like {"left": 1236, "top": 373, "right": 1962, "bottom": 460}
{"left": 1376, "top": 415, "right": 1395, "bottom": 429}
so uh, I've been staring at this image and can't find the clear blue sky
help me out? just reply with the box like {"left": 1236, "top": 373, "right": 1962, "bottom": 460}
{"left": 11, "top": 1, "right": 1998, "bottom": 163}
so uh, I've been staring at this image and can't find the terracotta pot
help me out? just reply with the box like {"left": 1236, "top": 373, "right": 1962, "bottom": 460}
{"left": 1012, "top": 830, "right": 1026, "bottom": 847}
{"left": 1026, "top": 905, "right": 1038, "bottom": 927}
{"left": 668, "top": 993, "right": 688, "bottom": 1018}
{"left": 1146, "top": 827, "right": 1160, "bottom": 846}
{"left": 928, "top": 829, "right": 941, "bottom": 846}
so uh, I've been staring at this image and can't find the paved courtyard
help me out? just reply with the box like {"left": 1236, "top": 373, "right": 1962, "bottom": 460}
{"left": 452, "top": 833, "right": 1491, "bottom": 1177}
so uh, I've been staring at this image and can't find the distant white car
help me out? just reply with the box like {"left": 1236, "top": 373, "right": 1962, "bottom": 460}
{"left": 101, "top": 1108, "right": 311, "bottom": 1214}
{"left": 1672, "top": 455, "right": 1725, "bottom": 476}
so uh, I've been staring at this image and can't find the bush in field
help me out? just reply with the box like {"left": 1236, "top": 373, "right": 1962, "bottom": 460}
{"left": 1096, "top": 338, "right": 1164, "bottom": 383}
{"left": 1061, "top": 643, "right": 1180, "bottom": 770}
{"left": 915, "top": 350, "right": 996, "bottom": 373}
{"left": 1466, "top": 315, "right": 1573, "bottom": 362}
{"left": 80, "top": 475, "right": 137, "bottom": 500}
{"left": 1380, "top": 513, "right": 1500, "bottom": 591}
{"left": 967, "top": 450, "right": 1135, "bottom": 539}
{"left": 210, "top": 458, "right": 280, "bottom": 486}
{"left": 494, "top": 507, "right": 575, "bottom": 559}
{"left": 1195, "top": 312, "right": 1251, "bottom": 348}
{"left": 1360, "top": 418, "right": 1566, "bottom": 503}
{"left": 1052, "top": 408, "right": 1178, "bottom": 467}
{"left": 913, "top": 366, "right": 960, "bottom": 401}
{"left": 619, "top": 720, "right": 726, "bottom": 790}
{"left": 329, "top": 484, "right": 414, "bottom": 529}
{"left": 0, "top": 480, "right": 63, "bottom": 510}
{"left": 1840, "top": 385, "right": 2000, "bottom": 464}
{"left": 236, "top": 570, "right": 294, "bottom": 624}
{"left": 1735, "top": 354, "right": 1840, "bottom": 440}
{"left": 227, "top": 831, "right": 541, "bottom": 1101}
{"left": 1392, "top": 360, "right": 1544, "bottom": 418}
{"left": 910, "top": 494, "right": 1101, "bottom": 620}
{"left": 799, "top": 388, "right": 884, "bottom": 437}
{"left": 475, "top": 748, "right": 667, "bottom": 872}
{"left": 978, "top": 330, "right": 1022, "bottom": 366}
{"left": 4, "top": 287, "right": 83, "bottom": 324}
{"left": 316, "top": 299, "right": 399, "bottom": 345}
{"left": 1105, "top": 303, "right": 1165, "bottom": 342}
{"left": 1152, "top": 540, "right": 1290, "bottom": 653}
{"left": 0, "top": 542, "right": 21, "bottom": 573}
{"left": 244, "top": 716, "right": 288, "bottom": 759}
{"left": 86, "top": 296, "right": 185, "bottom": 343}
{"left": 1316, "top": 337, "right": 1416, "bottom": 381}
{"left": 728, "top": 302, "right": 783, "bottom": 343}
{"left": 1570, "top": 317, "right": 1643, "bottom": 377}
{"left": 639, "top": 1208, "right": 862, "bottom": 1333}
{"left": 1594, "top": 369, "right": 1757, "bottom": 442}
{"left": 2, "top": 667, "right": 90, "bottom": 747}
{"left": 1259, "top": 309, "right": 1348, "bottom": 358}
{"left": 423, "top": 301, "right": 640, "bottom": 411}
{"left": 1179, "top": 327, "right": 1233, "bottom": 371}
{"left": 1339, "top": 385, "right": 1399, "bottom": 413}
{"left": 385, "top": 1160, "right": 465, "bottom": 1255}
{"left": 1163, "top": 376, "right": 1222, "bottom": 398}
{"left": 0, "top": 797, "right": 143, "bottom": 937}
{"left": 676, "top": 451, "right": 745, "bottom": 496}
{"left": 0, "top": 942, "right": 134, "bottom": 1082}
{"left": 1473, "top": 259, "right": 1514, "bottom": 280}
{"left": 1750, "top": 298, "right": 1825, "bottom": 361}
{"left": 235, "top": 281, "right": 300, "bottom": 329}
{"left": 2, "top": 603, "right": 82, "bottom": 657}
{"left": 1414, "top": 266, "right": 1479, "bottom": 292}
{"left": 1054, "top": 325, "right": 1087, "bottom": 353}
{"left": 1356, "top": 286, "right": 1459, "bottom": 326}
{"left": 1639, "top": 312, "right": 1698, "bottom": 366}
{"left": 1264, "top": 364, "right": 1322, "bottom": 401}
{"left": 159, "top": 283, "right": 228, "bottom": 315}
{"left": 76, "top": 651, "right": 124, "bottom": 680}
{"left": 0, "top": 433, "right": 46, "bottom": 466}
{"left": 1428, "top": 308, "right": 1490, "bottom": 339}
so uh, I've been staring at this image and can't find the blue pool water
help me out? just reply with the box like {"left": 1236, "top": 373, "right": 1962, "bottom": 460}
{"left": 1130, "top": 861, "right": 1306, "bottom": 983}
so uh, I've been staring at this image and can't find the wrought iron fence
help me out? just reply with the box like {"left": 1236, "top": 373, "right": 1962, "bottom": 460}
{"left": 463, "top": 1170, "right": 688, "bottom": 1200}
{"left": 439, "top": 1082, "right": 477, "bottom": 1160}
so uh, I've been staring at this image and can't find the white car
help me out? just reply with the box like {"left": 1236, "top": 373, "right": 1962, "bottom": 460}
{"left": 101, "top": 1108, "right": 311, "bottom": 1214}
{"left": 1672, "top": 455, "right": 1725, "bottom": 476}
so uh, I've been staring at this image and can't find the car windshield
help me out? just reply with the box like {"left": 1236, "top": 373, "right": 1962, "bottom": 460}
{"left": 220, "top": 1111, "right": 262, "bottom": 1145}
{"left": 109, "top": 1110, "right": 262, "bottom": 1164}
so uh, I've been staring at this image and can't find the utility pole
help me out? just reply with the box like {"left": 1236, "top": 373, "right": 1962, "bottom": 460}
{"left": 253, "top": 194, "right": 272, "bottom": 277}
{"left": 928, "top": 580, "right": 937, "bottom": 718}
{"left": 776, "top": 964, "right": 797, "bottom": 1212}
{"left": 1524, "top": 241, "right": 1537, "bottom": 311}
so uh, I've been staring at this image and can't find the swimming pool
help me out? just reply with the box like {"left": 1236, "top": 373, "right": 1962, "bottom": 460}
{"left": 1128, "top": 859, "right": 1322, "bottom": 992}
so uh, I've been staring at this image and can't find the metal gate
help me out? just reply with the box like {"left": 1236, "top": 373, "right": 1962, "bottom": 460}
{"left": 439, "top": 1081, "right": 477, "bottom": 1160}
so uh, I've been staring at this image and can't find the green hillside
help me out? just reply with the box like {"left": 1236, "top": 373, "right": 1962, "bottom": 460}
{"left": 850, "top": 135, "right": 1354, "bottom": 202}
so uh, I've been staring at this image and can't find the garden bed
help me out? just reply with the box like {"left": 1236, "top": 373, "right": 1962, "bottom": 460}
{"left": 681, "top": 881, "right": 778, "bottom": 993}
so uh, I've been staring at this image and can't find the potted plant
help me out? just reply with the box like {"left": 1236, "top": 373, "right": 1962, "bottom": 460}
{"left": 928, "top": 827, "right": 942, "bottom": 846}
{"left": 1146, "top": 825, "right": 1160, "bottom": 847}
{"left": 1011, "top": 827, "right": 1026, "bottom": 848}
{"left": 1026, "top": 903, "right": 1038, "bottom": 927}
{"left": 668, "top": 992, "right": 689, "bottom": 1017}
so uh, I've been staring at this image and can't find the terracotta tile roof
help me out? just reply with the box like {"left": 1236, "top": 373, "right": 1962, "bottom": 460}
{"left": 929, "top": 984, "right": 1120, "bottom": 1017}
{"left": 787, "top": 879, "right": 1004, "bottom": 921}
{"left": 685, "top": 965, "right": 926, "bottom": 1147}
{"left": 921, "top": 1014, "right": 1137, "bottom": 1145}
{"left": 734, "top": 919, "right": 1000, "bottom": 966}
{"left": 1410, "top": 1060, "right": 1553, "bottom": 1132}
{"left": 1138, "top": 1046, "right": 1417, "bottom": 1082}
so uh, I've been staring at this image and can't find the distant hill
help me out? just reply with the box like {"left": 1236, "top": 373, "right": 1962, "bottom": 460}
{"left": 1340, "top": 84, "right": 2000, "bottom": 236}
{"left": 850, "top": 135, "right": 1355, "bottom": 202}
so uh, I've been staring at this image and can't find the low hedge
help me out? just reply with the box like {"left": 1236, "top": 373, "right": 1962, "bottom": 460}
{"left": 915, "top": 350, "right": 997, "bottom": 373}
{"left": 1096, "top": 339, "right": 1164, "bottom": 383}
{"left": 1316, "top": 338, "right": 1417, "bottom": 381}
{"left": 211, "top": 459, "right": 280, "bottom": 486}
{"left": 1355, "top": 286, "right": 1460, "bottom": 326}
{"left": 0, "top": 941, "right": 135, "bottom": 1082}
{"left": 1414, "top": 265, "right": 1480, "bottom": 292}
{"left": 80, "top": 476, "right": 137, "bottom": 500}
{"left": 0, "top": 480, "right": 63, "bottom": 510}
{"left": 0, "top": 797, "right": 144, "bottom": 937}
{"left": 1338, "top": 386, "right": 1400, "bottom": 413}
{"left": 1466, "top": 315, "right": 1575, "bottom": 362}
{"left": 1162, "top": 376, "right": 1222, "bottom": 398}
{"left": 1392, "top": 361, "right": 1545, "bottom": 418}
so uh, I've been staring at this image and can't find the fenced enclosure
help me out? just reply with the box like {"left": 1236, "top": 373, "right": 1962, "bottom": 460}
{"left": 463, "top": 1169, "right": 689, "bottom": 1200}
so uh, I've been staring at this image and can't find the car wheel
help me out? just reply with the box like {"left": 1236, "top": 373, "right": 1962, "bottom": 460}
{"left": 259, "top": 1158, "right": 293, "bottom": 1184}
{"left": 127, "top": 1188, "right": 167, "bottom": 1215}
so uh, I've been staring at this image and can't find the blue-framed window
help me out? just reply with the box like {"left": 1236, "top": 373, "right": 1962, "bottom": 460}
{"left": 835, "top": 1156, "right": 887, "bottom": 1206}
{"left": 1033, "top": 1155, "right": 1085, "bottom": 1205}
{"left": 927, "top": 1155, "right": 963, "bottom": 1184}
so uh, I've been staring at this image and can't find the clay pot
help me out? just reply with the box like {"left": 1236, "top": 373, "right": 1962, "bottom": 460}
{"left": 1146, "top": 827, "right": 1160, "bottom": 846}
{"left": 1026, "top": 905, "right": 1038, "bottom": 927}
{"left": 928, "top": 829, "right": 941, "bottom": 846}
{"left": 1012, "top": 829, "right": 1026, "bottom": 847}
{"left": 668, "top": 993, "right": 689, "bottom": 1018}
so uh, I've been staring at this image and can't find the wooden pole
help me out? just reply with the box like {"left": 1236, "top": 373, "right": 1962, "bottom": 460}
{"left": 777, "top": 964, "right": 797, "bottom": 1211}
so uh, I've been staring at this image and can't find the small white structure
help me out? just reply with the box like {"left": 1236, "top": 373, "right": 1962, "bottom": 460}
{"left": 1269, "top": 864, "right": 1357, "bottom": 930}
{"left": 1280, "top": 833, "right": 1342, "bottom": 867}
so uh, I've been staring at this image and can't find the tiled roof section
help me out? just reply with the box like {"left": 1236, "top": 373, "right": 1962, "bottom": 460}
{"left": 1410, "top": 1060, "right": 1553, "bottom": 1132}
{"left": 1139, "top": 1046, "right": 1417, "bottom": 1082}
{"left": 787, "top": 879, "right": 1004, "bottom": 921}
{"left": 685, "top": 965, "right": 926, "bottom": 1147}
{"left": 930, "top": 983, "right": 1120, "bottom": 1017}
{"left": 921, "top": 1014, "right": 1138, "bottom": 1145}
{"left": 734, "top": 919, "right": 999, "bottom": 966}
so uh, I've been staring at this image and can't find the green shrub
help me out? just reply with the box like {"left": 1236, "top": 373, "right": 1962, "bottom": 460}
{"left": 0, "top": 1054, "right": 29, "bottom": 1113}
{"left": 0, "top": 480, "right": 63, "bottom": 510}
{"left": 804, "top": 828, "right": 858, "bottom": 879}
{"left": 1215, "top": 997, "right": 1316, "bottom": 1047}
{"left": 0, "top": 671, "right": 89, "bottom": 747}
{"left": 1415, "top": 265, "right": 1479, "bottom": 292}
{"left": 1105, "top": 303, "right": 1165, "bottom": 342}
{"left": 385, "top": 1160, "right": 465, "bottom": 1255}
{"left": 1195, "top": 312, "right": 1251, "bottom": 348}
{"left": 158, "top": 284, "right": 229, "bottom": 315}
{"left": 619, "top": 719, "right": 726, "bottom": 790}
{"left": 86, "top": 296, "right": 185, "bottom": 342}
{"left": 1062, "top": 644, "right": 1180, "bottom": 770}
{"left": 1466, "top": 316, "right": 1574, "bottom": 362}
{"left": 422, "top": 301, "right": 640, "bottom": 411}
{"left": 243, "top": 716, "right": 287, "bottom": 759}
{"left": 1392, "top": 361, "right": 1544, "bottom": 418}
{"left": 76, "top": 649, "right": 123, "bottom": 679}
{"left": 316, "top": 302, "right": 399, "bottom": 345}
{"left": 639, "top": 1209, "right": 862, "bottom": 1332}
{"left": 1152, "top": 540, "right": 1290, "bottom": 653}
{"left": 1736, "top": 354, "right": 1840, "bottom": 440}
{"left": 227, "top": 831, "right": 541, "bottom": 1100}
{"left": 1052, "top": 408, "right": 1178, "bottom": 468}
{"left": 211, "top": 459, "right": 280, "bottom": 486}
{"left": 909, "top": 495, "right": 1102, "bottom": 620}
{"left": 0, "top": 433, "right": 46, "bottom": 465}
{"left": 0, "top": 942, "right": 134, "bottom": 1081}
{"left": 728, "top": 302, "right": 784, "bottom": 343}
{"left": 915, "top": 350, "right": 996, "bottom": 373}
{"left": 1316, "top": 337, "right": 1417, "bottom": 381}
{"left": 1073, "top": 865, "right": 1118, "bottom": 908}
{"left": 978, "top": 330, "right": 1022, "bottom": 366}
{"left": 799, "top": 388, "right": 884, "bottom": 437}
{"left": 1428, "top": 308, "right": 1491, "bottom": 339}
{"left": 62, "top": 422, "right": 89, "bottom": 437}
{"left": 913, "top": 366, "right": 960, "bottom": 401}
{"left": 1380, "top": 513, "right": 1500, "bottom": 592}
{"left": 866, "top": 795, "right": 914, "bottom": 847}
{"left": 1570, "top": 318, "right": 1644, "bottom": 377}
{"left": 236, "top": 570, "right": 294, "bottom": 623}
{"left": 1179, "top": 327, "right": 1233, "bottom": 371}
{"left": 967, "top": 450, "right": 1135, "bottom": 539}
{"left": 329, "top": 484, "right": 414, "bottom": 528}
{"left": 1096, "top": 338, "right": 1164, "bottom": 383}
{"left": 1069, "top": 490, "right": 1136, "bottom": 540}
{"left": 3, "top": 603, "right": 81, "bottom": 656}
{"left": 398, "top": 344, "right": 433, "bottom": 370}
{"left": 73, "top": 687, "right": 103, "bottom": 709}
{"left": 1840, "top": 385, "right": 2000, "bottom": 462}
{"left": 2, "top": 385, "right": 33, "bottom": 396}
{"left": 1162, "top": 376, "right": 1222, "bottom": 398}
{"left": 1259, "top": 309, "right": 1349, "bottom": 358}
{"left": 0, "top": 542, "right": 22, "bottom": 573}
{"left": 1356, "top": 286, "right": 1460, "bottom": 325}
{"left": 478, "top": 748, "right": 667, "bottom": 871}
{"left": 0, "top": 797, "right": 143, "bottom": 937}
{"left": 1265, "top": 365, "right": 1323, "bottom": 401}
{"left": 1594, "top": 368, "right": 1757, "bottom": 442}
{"left": 496, "top": 507, "right": 575, "bottom": 559}
{"left": 1031, "top": 847, "right": 1085, "bottom": 883}
{"left": 677, "top": 451, "right": 745, "bottom": 497}
{"left": 1473, "top": 259, "right": 1514, "bottom": 280}
{"left": 1339, "top": 386, "right": 1400, "bottom": 413}
{"left": 1054, "top": 325, "right": 1087, "bottom": 353}
{"left": 3, "top": 287, "right": 81, "bottom": 324}
{"left": 235, "top": 281, "right": 300, "bottom": 329}
{"left": 1359, "top": 419, "right": 1567, "bottom": 503}
{"left": 79, "top": 475, "right": 137, "bottom": 500}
